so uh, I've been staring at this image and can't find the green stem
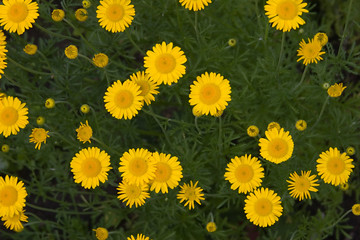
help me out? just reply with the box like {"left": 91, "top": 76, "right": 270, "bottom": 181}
{"left": 194, "top": 12, "right": 199, "bottom": 41}
{"left": 264, "top": 23, "right": 269, "bottom": 43}
{"left": 142, "top": 109, "right": 193, "bottom": 126}
{"left": 34, "top": 23, "right": 80, "bottom": 42}
{"left": 277, "top": 32, "right": 286, "bottom": 70}
{"left": 63, "top": 19, "right": 98, "bottom": 52}
{"left": 324, "top": 209, "right": 352, "bottom": 231}
{"left": 147, "top": 106, "right": 171, "bottom": 146}
{"left": 27, "top": 203, "right": 97, "bottom": 215}
{"left": 338, "top": 0, "right": 354, "bottom": 55}
{"left": 125, "top": 31, "right": 145, "bottom": 55}
{"left": 218, "top": 116, "right": 222, "bottom": 153}
{"left": 91, "top": 137, "right": 122, "bottom": 155}
{"left": 311, "top": 96, "right": 329, "bottom": 129}
{"left": 3, "top": 73, "right": 21, "bottom": 87}
{"left": 194, "top": 116, "right": 202, "bottom": 135}
{"left": 293, "top": 65, "right": 309, "bottom": 90}
{"left": 7, "top": 56, "right": 52, "bottom": 75}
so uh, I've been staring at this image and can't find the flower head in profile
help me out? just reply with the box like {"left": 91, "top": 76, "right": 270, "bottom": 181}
{"left": 267, "top": 122, "right": 280, "bottom": 131}
{"left": 0, "top": 175, "right": 27, "bottom": 218}
{"left": 297, "top": 38, "right": 325, "bottom": 65}
{"left": 1, "top": 144, "right": 10, "bottom": 153}
{"left": 346, "top": 146, "right": 355, "bottom": 156}
{"left": 36, "top": 116, "right": 45, "bottom": 125}
{"left": 29, "top": 128, "right": 50, "bottom": 150}
{"left": 189, "top": 72, "right": 231, "bottom": 116}
{"left": 45, "top": 98, "right": 55, "bottom": 108}
{"left": 144, "top": 42, "right": 187, "bottom": 85}
{"left": 352, "top": 204, "right": 360, "bottom": 216}
{"left": 264, "top": 0, "right": 308, "bottom": 32}
{"left": 80, "top": 104, "right": 90, "bottom": 114}
{"left": 316, "top": 147, "right": 354, "bottom": 186}
{"left": 247, "top": 125, "right": 259, "bottom": 137}
{"left": 206, "top": 222, "right": 216, "bottom": 232}
{"left": 327, "top": 83, "right": 346, "bottom": 97}
{"left": 76, "top": 120, "right": 92, "bottom": 144}
{"left": 295, "top": 119, "right": 307, "bottom": 131}
{"left": 65, "top": 45, "right": 78, "bottom": 59}
{"left": 0, "top": 96, "right": 29, "bottom": 137}
{"left": 96, "top": 0, "right": 135, "bottom": 33}
{"left": 93, "top": 227, "right": 108, "bottom": 240}
{"left": 340, "top": 182, "right": 349, "bottom": 191}
{"left": 117, "top": 180, "right": 150, "bottom": 208}
{"left": 177, "top": 181, "right": 205, "bottom": 210}
{"left": 179, "top": 0, "right": 212, "bottom": 11}
{"left": 314, "top": 32, "right": 328, "bottom": 47}
{"left": 0, "top": 0, "right": 39, "bottom": 35}
{"left": 83, "top": 0, "right": 92, "bottom": 9}
{"left": 75, "top": 8, "right": 88, "bottom": 22}
{"left": 1, "top": 209, "right": 28, "bottom": 232}
{"left": 287, "top": 170, "right": 319, "bottom": 201}
{"left": 93, "top": 53, "right": 109, "bottom": 68}
{"left": 23, "top": 44, "right": 37, "bottom": 55}
{"left": 52, "top": 9, "right": 65, "bottom": 22}
{"left": 129, "top": 71, "right": 159, "bottom": 105}
{"left": 127, "top": 234, "right": 150, "bottom": 240}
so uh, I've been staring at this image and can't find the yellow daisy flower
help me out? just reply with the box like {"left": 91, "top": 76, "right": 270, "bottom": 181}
{"left": 118, "top": 148, "right": 155, "bottom": 185}
{"left": 297, "top": 38, "right": 325, "bottom": 65}
{"left": 0, "top": 175, "right": 27, "bottom": 218}
{"left": 295, "top": 119, "right": 307, "bottom": 131}
{"left": 117, "top": 180, "right": 150, "bottom": 208}
{"left": 75, "top": 8, "right": 88, "bottom": 22}
{"left": 92, "top": 53, "right": 109, "bottom": 68}
{"left": 0, "top": 96, "right": 29, "bottom": 138}
{"left": 228, "top": 38, "right": 236, "bottom": 47}
{"left": 177, "top": 181, "right": 205, "bottom": 210}
{"left": 52, "top": 9, "right": 65, "bottom": 22}
{"left": 80, "top": 104, "right": 90, "bottom": 114}
{"left": 346, "top": 146, "right": 355, "bottom": 156}
{"left": 1, "top": 209, "right": 28, "bottom": 232}
{"left": 129, "top": 71, "right": 159, "bottom": 105}
{"left": 327, "top": 83, "right": 346, "bottom": 97}
{"left": 70, "top": 147, "right": 112, "bottom": 189}
{"left": 0, "top": 0, "right": 39, "bottom": 35}
{"left": 352, "top": 204, "right": 360, "bottom": 216}
{"left": 127, "top": 234, "right": 150, "bottom": 240}
{"left": 150, "top": 152, "right": 183, "bottom": 193}
{"left": 259, "top": 127, "right": 294, "bottom": 164}
{"left": 287, "top": 170, "right": 319, "bottom": 201}
{"left": 45, "top": 98, "right": 55, "bottom": 108}
{"left": 96, "top": 0, "right": 135, "bottom": 33}
{"left": 83, "top": 0, "right": 92, "bottom": 9}
{"left": 0, "top": 30, "right": 7, "bottom": 57}
{"left": 264, "top": 0, "right": 308, "bottom": 32}
{"left": 29, "top": 128, "right": 50, "bottom": 150}
{"left": 224, "top": 154, "right": 264, "bottom": 194}
{"left": 244, "top": 187, "right": 283, "bottom": 227}
{"left": 267, "top": 121, "right": 281, "bottom": 131}
{"left": 76, "top": 120, "right": 92, "bottom": 144}
{"left": 104, "top": 80, "right": 144, "bottom": 120}
{"left": 316, "top": 147, "right": 354, "bottom": 186}
{"left": 144, "top": 42, "right": 187, "bottom": 85}
{"left": 23, "top": 43, "right": 37, "bottom": 55}
{"left": 65, "top": 45, "right": 78, "bottom": 59}
{"left": 314, "top": 32, "right": 328, "bottom": 47}
{"left": 247, "top": 125, "right": 259, "bottom": 137}
{"left": 339, "top": 182, "right": 349, "bottom": 191}
{"left": 192, "top": 107, "right": 203, "bottom": 117}
{"left": 0, "top": 56, "right": 7, "bottom": 78}
{"left": 189, "top": 72, "right": 231, "bottom": 116}
{"left": 93, "top": 227, "right": 108, "bottom": 240}
{"left": 206, "top": 221, "right": 216, "bottom": 232}
{"left": 179, "top": 0, "right": 212, "bottom": 11}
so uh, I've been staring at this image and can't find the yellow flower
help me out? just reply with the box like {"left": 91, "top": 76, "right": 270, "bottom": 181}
{"left": 287, "top": 170, "right": 319, "bottom": 201}
{"left": 144, "top": 42, "right": 187, "bottom": 85}
{"left": 150, "top": 152, "right": 183, "bottom": 193}
{"left": 346, "top": 146, "right": 355, "bottom": 156}
{"left": 340, "top": 182, "right": 349, "bottom": 191}
{"left": 96, "top": 0, "right": 135, "bottom": 33}
{"left": 352, "top": 204, "right": 360, "bottom": 216}
{"left": 177, "top": 181, "right": 205, "bottom": 210}
{"left": 29, "top": 128, "right": 50, "bottom": 150}
{"left": 316, "top": 147, "right": 354, "bottom": 186}
{"left": 247, "top": 125, "right": 259, "bottom": 137}
{"left": 65, "top": 45, "right": 78, "bottom": 59}
{"left": 206, "top": 221, "right": 216, "bottom": 232}
{"left": 127, "top": 234, "right": 150, "bottom": 240}
{"left": 314, "top": 32, "right": 328, "bottom": 47}
{"left": 0, "top": 96, "right": 29, "bottom": 137}
{"left": 117, "top": 180, "right": 150, "bottom": 208}
{"left": 189, "top": 72, "right": 231, "bottom": 116}
{"left": 213, "top": 109, "right": 223, "bottom": 117}
{"left": 1, "top": 209, "right": 28, "bottom": 232}
{"left": 327, "top": 83, "right": 346, "bottom": 97}
{"left": 104, "top": 80, "right": 144, "bottom": 120}
{"left": 0, "top": 0, "right": 39, "bottom": 35}
{"left": 295, "top": 119, "right": 307, "bottom": 131}
{"left": 76, "top": 120, "right": 92, "bottom": 144}
{"left": 45, "top": 98, "right": 55, "bottom": 108}
{"left": 52, "top": 9, "right": 65, "bottom": 22}
{"left": 23, "top": 44, "right": 37, "bottom": 55}
{"left": 0, "top": 175, "right": 27, "bottom": 218}
{"left": 75, "top": 8, "right": 88, "bottom": 22}
{"left": 0, "top": 91, "right": 7, "bottom": 100}
{"left": 267, "top": 122, "right": 280, "bottom": 131}
{"left": 36, "top": 116, "right": 45, "bottom": 125}
{"left": 224, "top": 154, "right": 264, "bottom": 194}
{"left": 192, "top": 107, "right": 203, "bottom": 117}
{"left": 297, "top": 38, "right": 325, "bottom": 65}
{"left": 1, "top": 144, "right": 9, "bottom": 153}
{"left": 129, "top": 71, "right": 159, "bottom": 105}
{"left": 264, "top": 0, "right": 308, "bottom": 32}
{"left": 228, "top": 38, "right": 236, "bottom": 47}
{"left": 83, "top": 0, "right": 92, "bottom": 9}
{"left": 93, "top": 227, "right": 109, "bottom": 240}
{"left": 0, "top": 56, "right": 7, "bottom": 79}
{"left": 179, "top": 0, "right": 212, "bottom": 11}
{"left": 92, "top": 53, "right": 109, "bottom": 68}
{"left": 80, "top": 104, "right": 90, "bottom": 114}
{"left": 70, "top": 147, "right": 112, "bottom": 189}
{"left": 244, "top": 187, "right": 283, "bottom": 227}
{"left": 0, "top": 30, "right": 7, "bottom": 57}
{"left": 259, "top": 127, "right": 294, "bottom": 164}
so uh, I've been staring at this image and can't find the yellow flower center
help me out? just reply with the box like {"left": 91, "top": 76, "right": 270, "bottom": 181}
{"left": 235, "top": 164, "right": 254, "bottom": 183}
{"left": 254, "top": 198, "right": 273, "bottom": 216}
{"left": 136, "top": 80, "right": 150, "bottom": 97}
{"left": 78, "top": 127, "right": 92, "bottom": 141}
{"left": 327, "top": 157, "right": 345, "bottom": 175}
{"left": 32, "top": 129, "right": 47, "bottom": 142}
{"left": 276, "top": 0, "right": 297, "bottom": 20}
{"left": 303, "top": 42, "right": 321, "bottom": 58}
{"left": 155, "top": 54, "right": 176, "bottom": 73}
{"left": 125, "top": 184, "right": 141, "bottom": 199}
{"left": 268, "top": 138, "right": 288, "bottom": 158}
{"left": 128, "top": 158, "right": 148, "bottom": 176}
{"left": 154, "top": 162, "right": 172, "bottom": 182}
{"left": 0, "top": 186, "right": 18, "bottom": 206}
{"left": 81, "top": 157, "right": 102, "bottom": 177}
{"left": 8, "top": 3, "right": 28, "bottom": 22}
{"left": 106, "top": 4, "right": 124, "bottom": 21}
{"left": 184, "top": 187, "right": 196, "bottom": 200}
{"left": 294, "top": 176, "right": 310, "bottom": 192}
{"left": 0, "top": 107, "right": 19, "bottom": 126}
{"left": 114, "top": 90, "right": 134, "bottom": 108}
{"left": 199, "top": 83, "right": 221, "bottom": 105}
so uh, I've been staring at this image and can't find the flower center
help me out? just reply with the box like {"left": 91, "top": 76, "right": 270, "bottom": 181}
{"left": 106, "top": 4, "right": 124, "bottom": 22}
{"left": 154, "top": 162, "right": 172, "bottom": 182}
{"left": 304, "top": 43, "right": 320, "bottom": 58}
{"left": 0, "top": 107, "right": 19, "bottom": 126}
{"left": 8, "top": 3, "right": 28, "bottom": 22}
{"left": 78, "top": 127, "right": 92, "bottom": 141}
{"left": 254, "top": 198, "right": 273, "bottom": 216}
{"left": 184, "top": 188, "right": 196, "bottom": 201}
{"left": 155, "top": 54, "right": 176, "bottom": 73}
{"left": 0, "top": 186, "right": 18, "bottom": 206}
{"left": 235, "top": 164, "right": 254, "bottom": 183}
{"left": 33, "top": 129, "right": 47, "bottom": 141}
{"left": 125, "top": 184, "right": 141, "bottom": 199}
{"left": 114, "top": 90, "right": 134, "bottom": 108}
{"left": 81, "top": 157, "right": 102, "bottom": 177}
{"left": 295, "top": 176, "right": 310, "bottom": 192}
{"left": 128, "top": 158, "right": 148, "bottom": 176}
{"left": 268, "top": 138, "right": 288, "bottom": 158}
{"left": 136, "top": 80, "right": 150, "bottom": 96}
{"left": 199, "top": 84, "right": 221, "bottom": 105}
{"left": 327, "top": 158, "right": 345, "bottom": 175}
{"left": 276, "top": 0, "right": 297, "bottom": 20}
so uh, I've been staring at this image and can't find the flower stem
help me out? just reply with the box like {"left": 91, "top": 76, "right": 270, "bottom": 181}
{"left": 125, "top": 30, "right": 145, "bottom": 55}
{"left": 34, "top": 23, "right": 80, "bottom": 42}
{"left": 293, "top": 65, "right": 309, "bottom": 90}
{"left": 7, "top": 56, "right": 52, "bottom": 75}
{"left": 63, "top": 19, "right": 98, "bottom": 52}
{"left": 324, "top": 209, "right": 352, "bottom": 231}
{"left": 338, "top": 0, "right": 354, "bottom": 55}
{"left": 311, "top": 96, "right": 329, "bottom": 129}
{"left": 91, "top": 136, "right": 122, "bottom": 155}
{"left": 194, "top": 116, "right": 202, "bottom": 135}
{"left": 277, "top": 32, "right": 286, "bottom": 71}
{"left": 147, "top": 106, "right": 171, "bottom": 146}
